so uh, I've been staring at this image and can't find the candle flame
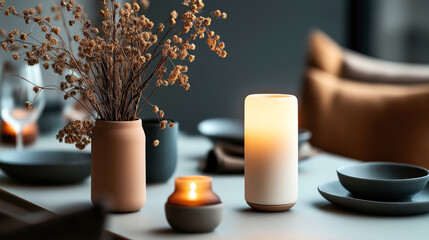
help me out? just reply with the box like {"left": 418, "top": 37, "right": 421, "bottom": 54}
{"left": 189, "top": 182, "right": 197, "bottom": 200}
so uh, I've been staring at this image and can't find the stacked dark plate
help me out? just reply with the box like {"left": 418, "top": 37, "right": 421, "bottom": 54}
{"left": 0, "top": 151, "right": 91, "bottom": 185}
{"left": 318, "top": 162, "right": 429, "bottom": 216}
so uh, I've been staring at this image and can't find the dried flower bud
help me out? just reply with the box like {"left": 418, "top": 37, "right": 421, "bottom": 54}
{"left": 41, "top": 26, "right": 48, "bottom": 32}
{"left": 221, "top": 12, "right": 227, "bottom": 19}
{"left": 91, "top": 28, "right": 99, "bottom": 34}
{"left": 213, "top": 10, "right": 221, "bottom": 17}
{"left": 153, "top": 139, "right": 160, "bottom": 147}
{"left": 24, "top": 101, "right": 32, "bottom": 109}
{"left": 132, "top": 3, "right": 140, "bottom": 11}
{"left": 43, "top": 62, "right": 49, "bottom": 69}
{"left": 152, "top": 105, "right": 159, "bottom": 113}
{"left": 160, "top": 120, "right": 168, "bottom": 129}
{"left": 35, "top": 4, "right": 43, "bottom": 14}
{"left": 169, "top": 122, "right": 175, "bottom": 128}
{"left": 75, "top": 4, "right": 83, "bottom": 12}
{"left": 156, "top": 79, "right": 162, "bottom": 87}
{"left": 33, "top": 86, "right": 40, "bottom": 93}
{"left": 184, "top": 83, "right": 190, "bottom": 90}
{"left": 51, "top": 27, "right": 60, "bottom": 35}
{"left": 73, "top": 34, "right": 80, "bottom": 42}
{"left": 219, "top": 42, "right": 225, "bottom": 49}
{"left": 188, "top": 55, "right": 195, "bottom": 62}
{"left": 1, "top": 42, "right": 7, "bottom": 52}
{"left": 158, "top": 110, "right": 164, "bottom": 118}
{"left": 0, "top": 29, "right": 6, "bottom": 37}
{"left": 84, "top": 20, "right": 91, "bottom": 28}
{"left": 20, "top": 33, "right": 28, "bottom": 40}
{"left": 51, "top": 5, "right": 59, "bottom": 12}
{"left": 12, "top": 52, "right": 19, "bottom": 60}
{"left": 170, "top": 18, "right": 176, "bottom": 25}
{"left": 141, "top": 0, "right": 150, "bottom": 10}
{"left": 69, "top": 20, "right": 75, "bottom": 26}
{"left": 158, "top": 23, "right": 165, "bottom": 32}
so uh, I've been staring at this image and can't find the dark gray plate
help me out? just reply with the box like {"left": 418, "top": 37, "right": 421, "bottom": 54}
{"left": 198, "top": 118, "right": 311, "bottom": 146}
{"left": 0, "top": 150, "right": 91, "bottom": 185}
{"left": 318, "top": 181, "right": 429, "bottom": 216}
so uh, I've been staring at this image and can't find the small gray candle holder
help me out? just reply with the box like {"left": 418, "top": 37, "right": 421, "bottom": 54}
{"left": 165, "top": 202, "right": 223, "bottom": 233}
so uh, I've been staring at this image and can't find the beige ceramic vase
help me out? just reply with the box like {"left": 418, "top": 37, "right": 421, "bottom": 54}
{"left": 91, "top": 119, "right": 146, "bottom": 212}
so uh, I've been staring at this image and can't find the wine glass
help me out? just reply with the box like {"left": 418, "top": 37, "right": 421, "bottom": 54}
{"left": 0, "top": 61, "right": 45, "bottom": 150}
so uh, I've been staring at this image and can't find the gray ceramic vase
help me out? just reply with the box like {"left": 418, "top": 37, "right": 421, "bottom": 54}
{"left": 142, "top": 120, "right": 178, "bottom": 183}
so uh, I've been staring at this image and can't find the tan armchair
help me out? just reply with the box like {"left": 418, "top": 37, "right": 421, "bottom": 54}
{"left": 300, "top": 30, "right": 429, "bottom": 169}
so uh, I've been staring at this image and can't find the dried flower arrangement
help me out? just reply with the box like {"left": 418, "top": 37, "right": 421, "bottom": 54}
{"left": 0, "top": 0, "right": 227, "bottom": 149}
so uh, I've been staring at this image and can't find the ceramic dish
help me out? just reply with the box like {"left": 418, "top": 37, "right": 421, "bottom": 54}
{"left": 337, "top": 162, "right": 429, "bottom": 201}
{"left": 318, "top": 181, "right": 429, "bottom": 216}
{"left": 0, "top": 150, "right": 91, "bottom": 184}
{"left": 198, "top": 118, "right": 312, "bottom": 147}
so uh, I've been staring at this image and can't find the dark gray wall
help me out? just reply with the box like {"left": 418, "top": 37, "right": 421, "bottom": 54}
{"left": 371, "top": 0, "right": 429, "bottom": 64}
{"left": 0, "top": 0, "right": 346, "bottom": 133}
{"left": 142, "top": 0, "right": 346, "bottom": 133}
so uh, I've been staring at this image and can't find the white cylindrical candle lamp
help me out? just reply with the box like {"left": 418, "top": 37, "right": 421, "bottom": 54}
{"left": 244, "top": 94, "right": 298, "bottom": 211}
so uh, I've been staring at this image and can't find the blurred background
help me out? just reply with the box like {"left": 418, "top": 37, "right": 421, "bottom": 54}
{"left": 1, "top": 0, "right": 429, "bottom": 133}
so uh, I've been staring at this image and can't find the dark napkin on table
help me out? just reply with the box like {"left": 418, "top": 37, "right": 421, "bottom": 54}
{"left": 201, "top": 142, "right": 319, "bottom": 174}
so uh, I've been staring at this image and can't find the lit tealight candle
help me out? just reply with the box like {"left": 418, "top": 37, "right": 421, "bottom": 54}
{"left": 167, "top": 176, "right": 220, "bottom": 207}
{"left": 245, "top": 94, "right": 298, "bottom": 212}
{"left": 165, "top": 176, "right": 223, "bottom": 233}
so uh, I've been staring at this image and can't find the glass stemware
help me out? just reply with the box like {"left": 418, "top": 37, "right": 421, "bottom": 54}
{"left": 0, "top": 61, "right": 45, "bottom": 150}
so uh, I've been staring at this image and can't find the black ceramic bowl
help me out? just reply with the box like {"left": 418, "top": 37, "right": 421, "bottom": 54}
{"left": 0, "top": 150, "right": 91, "bottom": 185}
{"left": 337, "top": 162, "right": 429, "bottom": 201}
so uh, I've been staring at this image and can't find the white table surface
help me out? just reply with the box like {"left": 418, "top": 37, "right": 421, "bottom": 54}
{"left": 0, "top": 133, "right": 428, "bottom": 240}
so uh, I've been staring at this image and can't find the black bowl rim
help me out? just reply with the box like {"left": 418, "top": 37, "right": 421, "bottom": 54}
{"left": 337, "top": 162, "right": 429, "bottom": 182}
{"left": 0, "top": 150, "right": 91, "bottom": 166}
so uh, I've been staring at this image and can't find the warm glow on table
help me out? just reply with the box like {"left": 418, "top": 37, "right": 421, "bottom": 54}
{"left": 167, "top": 176, "right": 221, "bottom": 207}
{"left": 1, "top": 121, "right": 38, "bottom": 145}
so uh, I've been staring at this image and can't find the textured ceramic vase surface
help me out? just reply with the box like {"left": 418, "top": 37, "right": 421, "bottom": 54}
{"left": 91, "top": 119, "right": 146, "bottom": 212}
{"left": 143, "top": 120, "right": 178, "bottom": 183}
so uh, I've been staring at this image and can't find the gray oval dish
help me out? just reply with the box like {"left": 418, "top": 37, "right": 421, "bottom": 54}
{"left": 0, "top": 150, "right": 91, "bottom": 185}
{"left": 198, "top": 118, "right": 311, "bottom": 147}
{"left": 318, "top": 181, "right": 429, "bottom": 216}
{"left": 337, "top": 162, "right": 429, "bottom": 201}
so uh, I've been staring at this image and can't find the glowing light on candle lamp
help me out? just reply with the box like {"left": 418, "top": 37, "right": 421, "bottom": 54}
{"left": 244, "top": 94, "right": 298, "bottom": 212}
